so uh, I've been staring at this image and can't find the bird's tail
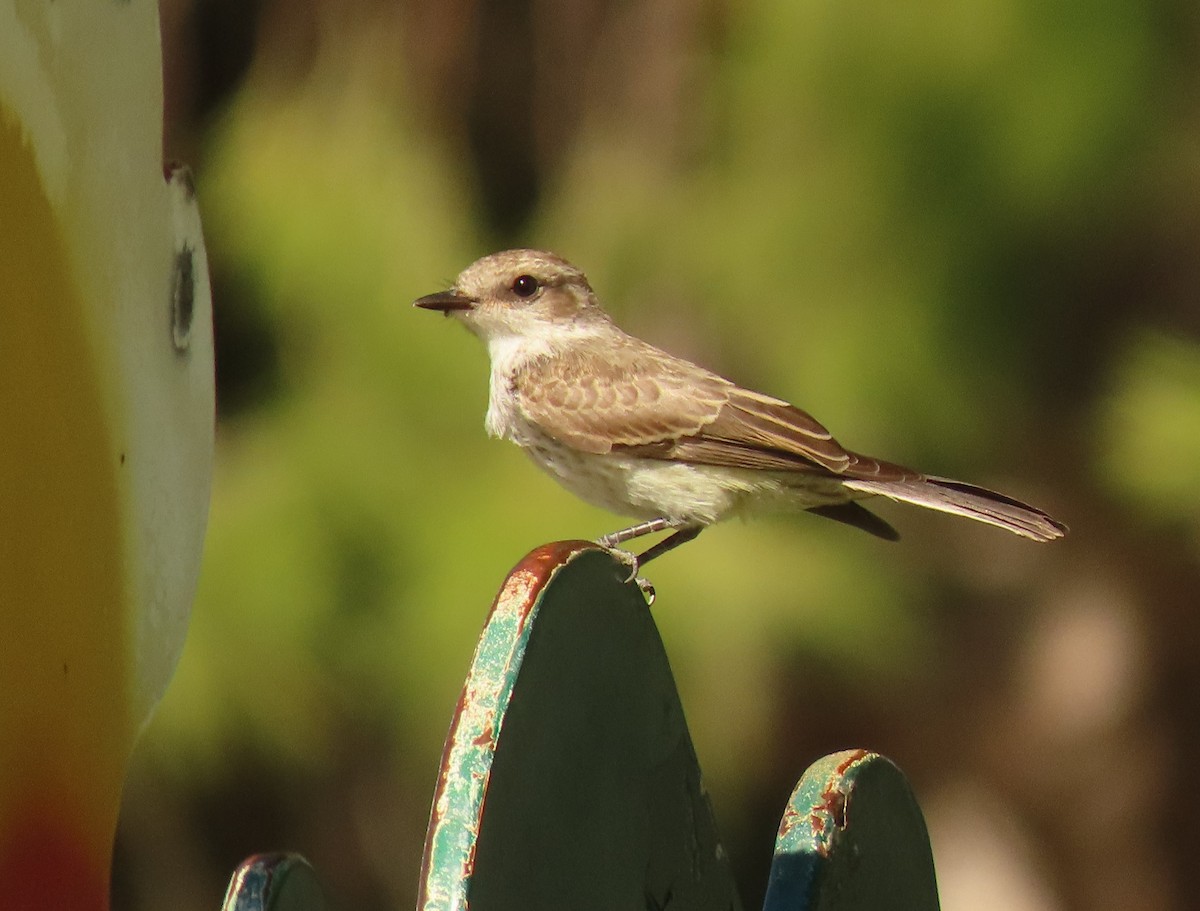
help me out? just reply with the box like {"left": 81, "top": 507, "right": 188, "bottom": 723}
{"left": 843, "top": 476, "right": 1067, "bottom": 542}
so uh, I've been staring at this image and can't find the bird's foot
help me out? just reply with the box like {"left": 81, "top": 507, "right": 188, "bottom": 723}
{"left": 596, "top": 545, "right": 657, "bottom": 605}
{"left": 598, "top": 544, "right": 640, "bottom": 582}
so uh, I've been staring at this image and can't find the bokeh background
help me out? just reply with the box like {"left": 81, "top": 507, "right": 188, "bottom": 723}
{"left": 114, "top": 1, "right": 1200, "bottom": 908}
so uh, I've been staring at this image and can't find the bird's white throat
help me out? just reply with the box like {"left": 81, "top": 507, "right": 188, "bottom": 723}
{"left": 482, "top": 324, "right": 610, "bottom": 441}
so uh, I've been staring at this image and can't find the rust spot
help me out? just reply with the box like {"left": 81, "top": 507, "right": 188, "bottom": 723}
{"left": 463, "top": 840, "right": 478, "bottom": 878}
{"left": 835, "top": 749, "right": 870, "bottom": 777}
{"left": 808, "top": 753, "right": 871, "bottom": 857}
{"left": 817, "top": 788, "right": 847, "bottom": 830}
{"left": 471, "top": 726, "right": 496, "bottom": 749}
{"left": 809, "top": 811, "right": 826, "bottom": 838}
{"left": 778, "top": 801, "right": 804, "bottom": 839}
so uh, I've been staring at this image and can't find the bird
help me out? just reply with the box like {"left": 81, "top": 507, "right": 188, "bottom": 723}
{"left": 415, "top": 249, "right": 1066, "bottom": 575}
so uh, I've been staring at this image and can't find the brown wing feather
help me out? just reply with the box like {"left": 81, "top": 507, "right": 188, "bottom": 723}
{"left": 619, "top": 395, "right": 915, "bottom": 481}
{"left": 514, "top": 340, "right": 730, "bottom": 454}
{"left": 516, "top": 339, "right": 916, "bottom": 483}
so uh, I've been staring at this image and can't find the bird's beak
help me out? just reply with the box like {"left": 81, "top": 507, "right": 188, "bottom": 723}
{"left": 413, "top": 289, "right": 477, "bottom": 315}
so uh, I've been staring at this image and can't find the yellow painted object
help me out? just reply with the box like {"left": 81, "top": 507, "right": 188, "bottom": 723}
{"left": 0, "top": 3, "right": 214, "bottom": 908}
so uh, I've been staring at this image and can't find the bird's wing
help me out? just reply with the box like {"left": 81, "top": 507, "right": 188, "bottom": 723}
{"left": 514, "top": 342, "right": 729, "bottom": 452}
{"left": 514, "top": 342, "right": 913, "bottom": 481}
{"left": 673, "top": 386, "right": 916, "bottom": 480}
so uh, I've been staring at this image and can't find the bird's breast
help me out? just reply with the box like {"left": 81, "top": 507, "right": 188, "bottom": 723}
{"left": 510, "top": 421, "right": 793, "bottom": 525}
{"left": 484, "top": 373, "right": 519, "bottom": 440}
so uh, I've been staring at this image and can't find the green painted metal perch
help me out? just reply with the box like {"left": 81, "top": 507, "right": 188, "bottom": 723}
{"left": 221, "top": 542, "right": 941, "bottom": 911}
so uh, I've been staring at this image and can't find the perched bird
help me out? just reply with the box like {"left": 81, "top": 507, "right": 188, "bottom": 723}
{"left": 415, "top": 249, "right": 1066, "bottom": 573}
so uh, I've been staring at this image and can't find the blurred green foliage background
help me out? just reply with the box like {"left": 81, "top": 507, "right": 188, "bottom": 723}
{"left": 116, "top": 1, "right": 1200, "bottom": 909}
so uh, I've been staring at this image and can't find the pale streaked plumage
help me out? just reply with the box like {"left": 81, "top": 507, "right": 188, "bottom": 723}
{"left": 415, "top": 249, "right": 1066, "bottom": 566}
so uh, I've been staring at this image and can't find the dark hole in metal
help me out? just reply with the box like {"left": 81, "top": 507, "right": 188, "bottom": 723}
{"left": 172, "top": 244, "right": 195, "bottom": 352}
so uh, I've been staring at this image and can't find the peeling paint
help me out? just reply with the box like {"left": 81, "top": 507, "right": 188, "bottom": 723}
{"left": 417, "top": 541, "right": 595, "bottom": 911}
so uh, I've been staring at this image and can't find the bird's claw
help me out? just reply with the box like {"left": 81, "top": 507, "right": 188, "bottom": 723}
{"left": 597, "top": 544, "right": 655, "bottom": 605}
{"left": 635, "top": 577, "right": 656, "bottom": 606}
{"left": 598, "top": 544, "right": 640, "bottom": 581}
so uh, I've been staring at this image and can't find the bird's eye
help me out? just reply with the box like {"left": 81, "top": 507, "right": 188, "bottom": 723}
{"left": 512, "top": 274, "right": 540, "bottom": 298}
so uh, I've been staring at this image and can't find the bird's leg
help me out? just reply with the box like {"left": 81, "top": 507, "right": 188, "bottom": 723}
{"left": 633, "top": 523, "right": 703, "bottom": 568}
{"left": 597, "top": 521, "right": 704, "bottom": 590}
{"left": 597, "top": 517, "right": 688, "bottom": 588}
{"left": 596, "top": 517, "right": 685, "bottom": 548}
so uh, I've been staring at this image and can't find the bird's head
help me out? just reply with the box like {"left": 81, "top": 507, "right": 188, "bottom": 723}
{"left": 414, "top": 249, "right": 611, "bottom": 344}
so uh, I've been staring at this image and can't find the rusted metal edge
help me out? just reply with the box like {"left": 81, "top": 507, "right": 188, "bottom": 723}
{"left": 416, "top": 540, "right": 599, "bottom": 911}
{"left": 221, "top": 853, "right": 323, "bottom": 911}
{"left": 765, "top": 749, "right": 875, "bottom": 909}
